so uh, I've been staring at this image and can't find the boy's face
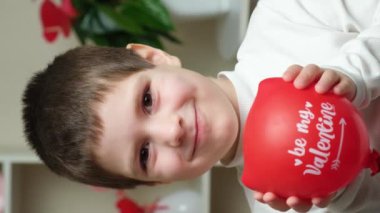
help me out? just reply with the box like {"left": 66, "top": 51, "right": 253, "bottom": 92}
{"left": 94, "top": 64, "right": 239, "bottom": 183}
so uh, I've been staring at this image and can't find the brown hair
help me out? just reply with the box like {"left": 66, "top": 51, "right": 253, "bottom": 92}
{"left": 22, "top": 46, "right": 154, "bottom": 188}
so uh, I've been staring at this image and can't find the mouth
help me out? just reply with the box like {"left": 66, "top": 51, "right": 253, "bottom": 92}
{"left": 192, "top": 102, "right": 199, "bottom": 159}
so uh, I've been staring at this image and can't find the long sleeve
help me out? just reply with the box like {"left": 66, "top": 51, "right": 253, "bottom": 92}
{"left": 328, "top": 171, "right": 380, "bottom": 212}
{"left": 323, "top": 4, "right": 380, "bottom": 108}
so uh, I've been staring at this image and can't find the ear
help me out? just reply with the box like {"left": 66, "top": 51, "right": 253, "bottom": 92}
{"left": 126, "top": 43, "right": 181, "bottom": 67}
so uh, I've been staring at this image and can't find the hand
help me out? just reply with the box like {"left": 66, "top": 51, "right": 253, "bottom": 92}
{"left": 282, "top": 64, "right": 356, "bottom": 101}
{"left": 254, "top": 191, "right": 335, "bottom": 212}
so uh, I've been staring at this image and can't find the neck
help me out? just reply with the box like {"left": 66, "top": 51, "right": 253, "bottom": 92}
{"left": 209, "top": 76, "right": 240, "bottom": 164}
{"left": 209, "top": 76, "right": 239, "bottom": 115}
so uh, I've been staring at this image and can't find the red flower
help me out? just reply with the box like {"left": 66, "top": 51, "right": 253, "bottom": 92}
{"left": 40, "top": 0, "right": 78, "bottom": 43}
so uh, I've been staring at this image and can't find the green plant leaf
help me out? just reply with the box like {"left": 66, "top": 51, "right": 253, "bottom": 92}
{"left": 133, "top": 35, "right": 163, "bottom": 49}
{"left": 106, "top": 32, "right": 134, "bottom": 47}
{"left": 95, "top": 3, "right": 145, "bottom": 35}
{"left": 90, "top": 34, "right": 111, "bottom": 46}
{"left": 70, "top": 0, "right": 180, "bottom": 49}
{"left": 72, "top": 22, "right": 86, "bottom": 44}
{"left": 156, "top": 31, "right": 181, "bottom": 44}
{"left": 79, "top": 8, "right": 110, "bottom": 34}
{"left": 119, "top": 0, "right": 174, "bottom": 31}
{"left": 71, "top": 0, "right": 92, "bottom": 14}
{"left": 141, "top": 0, "right": 174, "bottom": 29}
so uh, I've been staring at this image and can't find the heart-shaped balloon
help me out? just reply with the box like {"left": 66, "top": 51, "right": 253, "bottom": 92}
{"left": 242, "top": 78, "right": 379, "bottom": 199}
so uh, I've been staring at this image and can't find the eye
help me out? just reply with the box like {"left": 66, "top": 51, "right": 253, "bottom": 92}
{"left": 139, "top": 142, "right": 150, "bottom": 172}
{"left": 142, "top": 86, "right": 153, "bottom": 114}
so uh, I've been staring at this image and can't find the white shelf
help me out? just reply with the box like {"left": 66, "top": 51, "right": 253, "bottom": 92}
{"left": 0, "top": 149, "right": 210, "bottom": 213}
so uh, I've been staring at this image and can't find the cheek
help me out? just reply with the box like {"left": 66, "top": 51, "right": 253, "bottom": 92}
{"left": 156, "top": 157, "right": 212, "bottom": 181}
{"left": 160, "top": 78, "right": 194, "bottom": 100}
{"left": 154, "top": 154, "right": 188, "bottom": 180}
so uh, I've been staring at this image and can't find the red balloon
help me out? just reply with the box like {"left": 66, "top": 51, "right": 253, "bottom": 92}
{"left": 242, "top": 78, "right": 379, "bottom": 199}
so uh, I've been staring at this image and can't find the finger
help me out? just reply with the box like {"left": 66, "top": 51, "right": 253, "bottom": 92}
{"left": 312, "top": 197, "right": 330, "bottom": 208}
{"left": 283, "top": 64, "right": 303, "bottom": 82}
{"left": 263, "top": 192, "right": 290, "bottom": 212}
{"left": 254, "top": 191, "right": 265, "bottom": 203}
{"left": 286, "top": 196, "right": 312, "bottom": 213}
{"left": 293, "top": 64, "right": 323, "bottom": 89}
{"left": 333, "top": 78, "right": 356, "bottom": 100}
{"left": 314, "top": 70, "right": 340, "bottom": 94}
{"left": 312, "top": 193, "right": 336, "bottom": 208}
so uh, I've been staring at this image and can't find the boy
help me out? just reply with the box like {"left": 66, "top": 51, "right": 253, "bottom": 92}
{"left": 23, "top": 0, "right": 380, "bottom": 212}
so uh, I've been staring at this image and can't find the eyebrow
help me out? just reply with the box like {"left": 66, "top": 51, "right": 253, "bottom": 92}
{"left": 130, "top": 75, "right": 146, "bottom": 179}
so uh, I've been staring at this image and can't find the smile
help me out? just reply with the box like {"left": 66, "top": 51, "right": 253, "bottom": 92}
{"left": 192, "top": 102, "right": 198, "bottom": 159}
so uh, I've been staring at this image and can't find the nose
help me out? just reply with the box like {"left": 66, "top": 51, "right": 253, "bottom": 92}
{"left": 148, "top": 114, "right": 184, "bottom": 147}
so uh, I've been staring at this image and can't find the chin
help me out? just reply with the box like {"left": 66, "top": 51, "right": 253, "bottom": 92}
{"left": 187, "top": 164, "right": 213, "bottom": 179}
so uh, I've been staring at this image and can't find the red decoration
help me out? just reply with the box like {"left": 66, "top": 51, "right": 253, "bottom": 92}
{"left": 39, "top": 0, "right": 78, "bottom": 43}
{"left": 117, "top": 196, "right": 144, "bottom": 213}
{"left": 242, "top": 78, "right": 380, "bottom": 199}
{"left": 116, "top": 190, "right": 168, "bottom": 213}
